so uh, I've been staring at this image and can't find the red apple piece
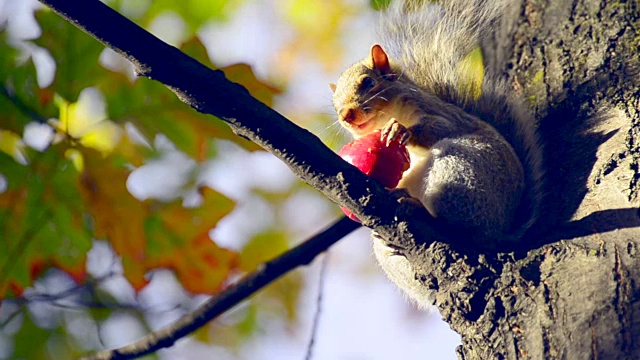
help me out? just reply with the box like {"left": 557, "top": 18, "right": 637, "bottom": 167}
{"left": 338, "top": 130, "right": 410, "bottom": 222}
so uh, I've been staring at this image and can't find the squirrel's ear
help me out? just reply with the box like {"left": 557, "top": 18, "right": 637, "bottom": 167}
{"left": 370, "top": 44, "right": 393, "bottom": 78}
{"left": 329, "top": 83, "right": 337, "bottom": 93}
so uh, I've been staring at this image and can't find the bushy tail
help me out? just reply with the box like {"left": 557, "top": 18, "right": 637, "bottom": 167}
{"left": 378, "top": 0, "right": 506, "bottom": 102}
{"left": 379, "top": 0, "right": 545, "bottom": 240}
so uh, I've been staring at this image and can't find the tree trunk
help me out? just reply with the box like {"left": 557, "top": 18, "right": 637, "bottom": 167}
{"left": 425, "top": 0, "right": 640, "bottom": 358}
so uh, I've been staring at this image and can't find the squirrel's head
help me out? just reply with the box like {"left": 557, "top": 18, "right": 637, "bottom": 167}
{"left": 331, "top": 44, "right": 406, "bottom": 138}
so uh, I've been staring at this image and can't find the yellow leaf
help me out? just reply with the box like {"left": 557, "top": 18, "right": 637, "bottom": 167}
{"left": 64, "top": 148, "right": 84, "bottom": 172}
{"left": 0, "top": 130, "right": 27, "bottom": 164}
{"left": 456, "top": 47, "right": 485, "bottom": 101}
{"left": 52, "top": 89, "right": 123, "bottom": 155}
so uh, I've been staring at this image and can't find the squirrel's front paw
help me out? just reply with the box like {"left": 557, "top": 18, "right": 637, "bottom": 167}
{"left": 388, "top": 187, "right": 423, "bottom": 207}
{"left": 388, "top": 187, "right": 430, "bottom": 219}
{"left": 381, "top": 118, "right": 411, "bottom": 146}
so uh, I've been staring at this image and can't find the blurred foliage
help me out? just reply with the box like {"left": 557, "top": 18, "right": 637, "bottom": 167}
{"left": 457, "top": 47, "right": 485, "bottom": 101}
{"left": 0, "top": 33, "right": 54, "bottom": 133}
{"left": 32, "top": 11, "right": 106, "bottom": 102}
{"left": 0, "top": 0, "right": 373, "bottom": 358}
{"left": 370, "top": 0, "right": 393, "bottom": 10}
{"left": 109, "top": 0, "right": 238, "bottom": 34}
{"left": 0, "top": 6, "right": 275, "bottom": 300}
{"left": 280, "top": 0, "right": 358, "bottom": 72}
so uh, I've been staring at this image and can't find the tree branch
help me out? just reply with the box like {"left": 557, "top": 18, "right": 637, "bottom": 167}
{"left": 81, "top": 216, "right": 359, "bottom": 360}
{"left": 34, "top": 0, "right": 437, "bottom": 244}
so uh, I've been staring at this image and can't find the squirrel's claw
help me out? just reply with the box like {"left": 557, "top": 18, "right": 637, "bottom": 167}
{"left": 381, "top": 118, "right": 411, "bottom": 146}
{"left": 388, "top": 187, "right": 423, "bottom": 207}
{"left": 372, "top": 231, "right": 407, "bottom": 257}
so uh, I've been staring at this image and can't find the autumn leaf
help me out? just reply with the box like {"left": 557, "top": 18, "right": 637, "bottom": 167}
{"left": 144, "top": 187, "right": 238, "bottom": 293}
{"left": 181, "top": 37, "right": 282, "bottom": 108}
{"left": 80, "top": 148, "right": 238, "bottom": 293}
{"left": 221, "top": 63, "right": 282, "bottom": 108}
{"left": 0, "top": 147, "right": 92, "bottom": 297}
{"left": 77, "top": 148, "right": 150, "bottom": 290}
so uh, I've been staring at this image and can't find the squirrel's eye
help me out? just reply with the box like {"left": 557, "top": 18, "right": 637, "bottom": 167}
{"left": 360, "top": 76, "right": 376, "bottom": 91}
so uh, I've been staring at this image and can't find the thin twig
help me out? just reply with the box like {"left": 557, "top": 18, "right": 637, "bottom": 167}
{"left": 305, "top": 252, "right": 330, "bottom": 360}
{"left": 0, "top": 303, "right": 22, "bottom": 329}
{"left": 81, "top": 217, "right": 359, "bottom": 360}
{"left": 0, "top": 85, "right": 48, "bottom": 124}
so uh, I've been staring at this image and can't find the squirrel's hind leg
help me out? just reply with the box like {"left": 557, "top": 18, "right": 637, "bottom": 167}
{"left": 422, "top": 135, "right": 524, "bottom": 240}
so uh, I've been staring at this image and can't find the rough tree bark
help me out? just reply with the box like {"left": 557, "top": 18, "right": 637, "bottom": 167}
{"left": 432, "top": 0, "right": 640, "bottom": 358}
{"left": 34, "top": 0, "right": 640, "bottom": 359}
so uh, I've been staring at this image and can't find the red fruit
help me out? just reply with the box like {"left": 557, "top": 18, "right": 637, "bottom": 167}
{"left": 338, "top": 130, "right": 411, "bottom": 221}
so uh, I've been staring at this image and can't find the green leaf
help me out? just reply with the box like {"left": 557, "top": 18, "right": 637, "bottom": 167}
{"left": 140, "top": 0, "right": 238, "bottom": 33}
{"left": 0, "top": 31, "right": 55, "bottom": 133}
{"left": 0, "top": 145, "right": 92, "bottom": 297}
{"left": 236, "top": 302, "right": 259, "bottom": 337}
{"left": 99, "top": 70, "right": 262, "bottom": 159}
{"left": 370, "top": 0, "right": 392, "bottom": 11}
{"left": 32, "top": 10, "right": 106, "bottom": 102}
{"left": 240, "top": 230, "right": 289, "bottom": 272}
{"left": 240, "top": 230, "right": 302, "bottom": 322}
{"left": 11, "top": 313, "right": 52, "bottom": 360}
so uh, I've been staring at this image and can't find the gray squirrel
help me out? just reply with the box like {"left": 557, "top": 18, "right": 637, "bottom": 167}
{"left": 330, "top": 0, "right": 544, "bottom": 306}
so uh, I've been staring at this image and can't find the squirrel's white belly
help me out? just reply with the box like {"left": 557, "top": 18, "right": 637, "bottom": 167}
{"left": 397, "top": 145, "right": 431, "bottom": 206}
{"left": 376, "top": 145, "right": 437, "bottom": 307}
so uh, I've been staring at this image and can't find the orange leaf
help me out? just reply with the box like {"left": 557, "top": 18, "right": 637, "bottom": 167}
{"left": 145, "top": 187, "right": 239, "bottom": 294}
{"left": 156, "top": 232, "right": 239, "bottom": 294}
{"left": 80, "top": 149, "right": 238, "bottom": 294}
{"left": 220, "top": 63, "right": 282, "bottom": 108}
{"left": 80, "top": 149, "right": 149, "bottom": 289}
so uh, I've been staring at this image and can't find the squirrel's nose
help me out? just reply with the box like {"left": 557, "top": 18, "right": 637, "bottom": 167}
{"left": 340, "top": 108, "right": 356, "bottom": 123}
